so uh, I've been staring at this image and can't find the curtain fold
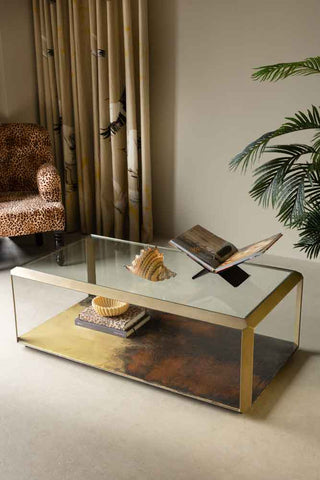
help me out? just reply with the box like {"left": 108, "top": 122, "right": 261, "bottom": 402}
{"left": 32, "top": 0, "right": 153, "bottom": 241}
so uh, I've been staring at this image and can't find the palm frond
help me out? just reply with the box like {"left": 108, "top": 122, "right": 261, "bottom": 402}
{"left": 276, "top": 166, "right": 308, "bottom": 225}
{"left": 312, "top": 130, "right": 320, "bottom": 151}
{"left": 250, "top": 157, "right": 294, "bottom": 208}
{"left": 230, "top": 55, "right": 320, "bottom": 258}
{"left": 230, "top": 130, "right": 277, "bottom": 172}
{"left": 252, "top": 57, "right": 320, "bottom": 82}
{"left": 311, "top": 130, "right": 320, "bottom": 165}
{"left": 295, "top": 207, "right": 320, "bottom": 258}
{"left": 266, "top": 144, "right": 315, "bottom": 157}
{"left": 249, "top": 145, "right": 318, "bottom": 226}
{"left": 304, "top": 168, "right": 320, "bottom": 204}
{"left": 230, "top": 106, "right": 320, "bottom": 172}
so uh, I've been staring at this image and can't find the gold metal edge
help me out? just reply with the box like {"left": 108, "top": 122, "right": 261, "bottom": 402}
{"left": 294, "top": 278, "right": 303, "bottom": 347}
{"left": 11, "top": 266, "right": 247, "bottom": 330}
{"left": 10, "top": 275, "right": 19, "bottom": 342}
{"left": 85, "top": 236, "right": 96, "bottom": 284}
{"left": 246, "top": 271, "right": 303, "bottom": 328}
{"left": 239, "top": 327, "right": 254, "bottom": 413}
{"left": 19, "top": 340, "right": 240, "bottom": 413}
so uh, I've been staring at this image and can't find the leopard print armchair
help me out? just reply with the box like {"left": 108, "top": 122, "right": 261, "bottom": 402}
{"left": 0, "top": 123, "right": 65, "bottom": 249}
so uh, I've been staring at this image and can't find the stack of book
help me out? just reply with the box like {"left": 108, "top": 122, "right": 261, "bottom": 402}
{"left": 75, "top": 305, "right": 150, "bottom": 338}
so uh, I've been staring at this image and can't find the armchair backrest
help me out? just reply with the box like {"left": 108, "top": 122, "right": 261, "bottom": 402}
{"left": 0, "top": 123, "right": 54, "bottom": 192}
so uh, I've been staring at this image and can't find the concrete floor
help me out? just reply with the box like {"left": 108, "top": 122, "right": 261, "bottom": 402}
{"left": 1, "top": 234, "right": 320, "bottom": 480}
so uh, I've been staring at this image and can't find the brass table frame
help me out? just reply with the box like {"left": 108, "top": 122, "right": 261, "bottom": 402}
{"left": 11, "top": 237, "right": 303, "bottom": 413}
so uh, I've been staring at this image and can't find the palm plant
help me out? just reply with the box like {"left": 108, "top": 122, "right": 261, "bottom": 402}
{"left": 230, "top": 56, "right": 320, "bottom": 258}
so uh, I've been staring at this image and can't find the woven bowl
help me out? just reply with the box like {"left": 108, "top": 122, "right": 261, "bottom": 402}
{"left": 92, "top": 296, "right": 129, "bottom": 317}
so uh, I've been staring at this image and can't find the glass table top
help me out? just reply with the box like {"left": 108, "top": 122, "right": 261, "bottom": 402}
{"left": 18, "top": 235, "right": 295, "bottom": 319}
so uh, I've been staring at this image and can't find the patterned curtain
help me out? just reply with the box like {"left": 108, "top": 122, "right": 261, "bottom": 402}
{"left": 32, "top": 0, "right": 153, "bottom": 242}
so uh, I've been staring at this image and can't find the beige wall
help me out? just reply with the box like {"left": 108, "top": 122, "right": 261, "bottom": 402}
{"left": 1, "top": 0, "right": 319, "bottom": 260}
{"left": 0, "top": 0, "right": 38, "bottom": 123}
{"left": 149, "top": 0, "right": 320, "bottom": 260}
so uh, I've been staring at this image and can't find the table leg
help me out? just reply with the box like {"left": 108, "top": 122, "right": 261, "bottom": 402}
{"left": 86, "top": 237, "right": 96, "bottom": 285}
{"left": 10, "top": 275, "right": 19, "bottom": 342}
{"left": 239, "top": 326, "right": 254, "bottom": 413}
{"left": 294, "top": 278, "right": 303, "bottom": 347}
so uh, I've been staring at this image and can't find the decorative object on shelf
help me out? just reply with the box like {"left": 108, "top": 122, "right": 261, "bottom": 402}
{"left": 75, "top": 305, "right": 150, "bottom": 338}
{"left": 92, "top": 296, "right": 129, "bottom": 317}
{"left": 126, "top": 247, "right": 176, "bottom": 282}
{"left": 170, "top": 224, "right": 281, "bottom": 287}
{"left": 230, "top": 56, "right": 320, "bottom": 259}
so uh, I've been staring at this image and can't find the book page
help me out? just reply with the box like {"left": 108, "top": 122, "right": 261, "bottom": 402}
{"left": 215, "top": 233, "right": 282, "bottom": 273}
{"left": 169, "top": 225, "right": 237, "bottom": 271}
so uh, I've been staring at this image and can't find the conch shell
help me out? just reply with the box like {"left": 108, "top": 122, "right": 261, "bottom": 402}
{"left": 126, "top": 247, "right": 176, "bottom": 282}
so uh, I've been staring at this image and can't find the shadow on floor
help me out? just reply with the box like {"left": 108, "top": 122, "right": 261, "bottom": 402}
{"left": 248, "top": 349, "right": 318, "bottom": 419}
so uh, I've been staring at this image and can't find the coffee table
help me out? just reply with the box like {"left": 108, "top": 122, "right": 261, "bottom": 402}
{"left": 10, "top": 235, "right": 303, "bottom": 413}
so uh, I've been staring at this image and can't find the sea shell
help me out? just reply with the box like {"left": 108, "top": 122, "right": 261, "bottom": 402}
{"left": 126, "top": 247, "right": 176, "bottom": 282}
{"left": 92, "top": 296, "right": 129, "bottom": 317}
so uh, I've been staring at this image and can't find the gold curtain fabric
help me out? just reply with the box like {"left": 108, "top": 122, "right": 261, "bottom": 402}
{"left": 32, "top": 0, "right": 153, "bottom": 242}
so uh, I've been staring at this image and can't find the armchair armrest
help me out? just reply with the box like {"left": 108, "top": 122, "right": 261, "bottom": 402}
{"left": 37, "top": 163, "right": 62, "bottom": 202}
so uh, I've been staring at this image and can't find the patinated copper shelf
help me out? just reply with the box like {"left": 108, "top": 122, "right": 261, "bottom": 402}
{"left": 19, "top": 304, "right": 296, "bottom": 412}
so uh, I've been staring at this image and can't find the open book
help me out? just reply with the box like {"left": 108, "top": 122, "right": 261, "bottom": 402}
{"left": 169, "top": 225, "right": 282, "bottom": 274}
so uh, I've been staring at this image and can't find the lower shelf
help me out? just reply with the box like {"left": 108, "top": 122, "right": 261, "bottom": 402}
{"left": 19, "top": 303, "right": 297, "bottom": 412}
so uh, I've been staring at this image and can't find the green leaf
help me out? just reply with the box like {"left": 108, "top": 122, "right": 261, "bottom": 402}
{"left": 229, "top": 55, "right": 320, "bottom": 258}
{"left": 303, "top": 175, "right": 320, "bottom": 214}
{"left": 230, "top": 130, "right": 277, "bottom": 172}
{"left": 250, "top": 157, "right": 294, "bottom": 208}
{"left": 311, "top": 130, "right": 320, "bottom": 165}
{"left": 249, "top": 146, "right": 319, "bottom": 226}
{"left": 295, "top": 206, "right": 320, "bottom": 258}
{"left": 230, "top": 106, "right": 320, "bottom": 172}
{"left": 252, "top": 57, "right": 320, "bottom": 82}
{"left": 266, "top": 144, "right": 315, "bottom": 157}
{"left": 276, "top": 168, "right": 307, "bottom": 225}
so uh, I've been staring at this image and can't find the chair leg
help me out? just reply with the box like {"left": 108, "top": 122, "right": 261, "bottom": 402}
{"left": 35, "top": 233, "right": 44, "bottom": 246}
{"left": 54, "top": 231, "right": 65, "bottom": 266}
{"left": 54, "top": 231, "right": 64, "bottom": 249}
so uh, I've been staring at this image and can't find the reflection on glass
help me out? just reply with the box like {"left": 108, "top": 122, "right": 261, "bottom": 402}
{"left": 24, "top": 235, "right": 292, "bottom": 319}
